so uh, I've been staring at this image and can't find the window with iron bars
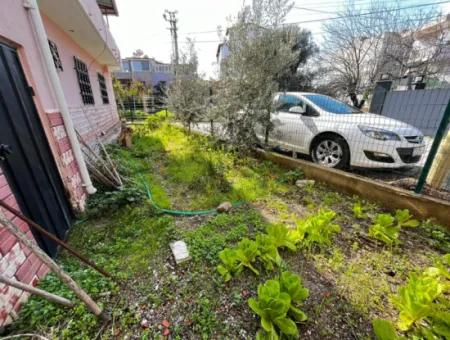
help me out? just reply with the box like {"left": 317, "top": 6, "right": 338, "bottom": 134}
{"left": 74, "top": 57, "right": 94, "bottom": 105}
{"left": 97, "top": 73, "right": 109, "bottom": 104}
{"left": 48, "top": 40, "right": 63, "bottom": 71}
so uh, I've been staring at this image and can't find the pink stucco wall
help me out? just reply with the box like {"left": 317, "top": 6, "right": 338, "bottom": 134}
{"left": 42, "top": 14, "right": 120, "bottom": 145}
{"left": 0, "top": 0, "right": 120, "bottom": 327}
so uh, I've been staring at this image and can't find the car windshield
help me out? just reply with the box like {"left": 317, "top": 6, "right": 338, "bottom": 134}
{"left": 304, "top": 94, "right": 362, "bottom": 114}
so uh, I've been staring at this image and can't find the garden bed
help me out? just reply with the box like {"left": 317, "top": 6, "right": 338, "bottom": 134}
{"left": 5, "top": 116, "right": 449, "bottom": 339}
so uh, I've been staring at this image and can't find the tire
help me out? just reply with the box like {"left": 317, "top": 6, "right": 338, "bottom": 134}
{"left": 311, "top": 134, "right": 350, "bottom": 170}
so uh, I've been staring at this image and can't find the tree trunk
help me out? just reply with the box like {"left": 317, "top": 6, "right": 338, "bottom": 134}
{"left": 264, "top": 110, "right": 271, "bottom": 145}
{"left": 426, "top": 131, "right": 450, "bottom": 189}
{"left": 210, "top": 120, "right": 215, "bottom": 136}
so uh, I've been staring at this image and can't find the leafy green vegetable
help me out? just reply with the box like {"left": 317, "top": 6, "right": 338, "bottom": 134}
{"left": 395, "top": 209, "right": 419, "bottom": 228}
{"left": 266, "top": 224, "right": 297, "bottom": 251}
{"left": 426, "top": 311, "right": 450, "bottom": 339}
{"left": 352, "top": 202, "right": 368, "bottom": 219}
{"left": 391, "top": 270, "right": 444, "bottom": 331}
{"left": 216, "top": 248, "right": 241, "bottom": 282}
{"left": 372, "top": 319, "right": 403, "bottom": 340}
{"left": 369, "top": 210, "right": 420, "bottom": 245}
{"left": 256, "top": 234, "right": 281, "bottom": 271}
{"left": 296, "top": 210, "right": 341, "bottom": 250}
{"left": 235, "top": 238, "right": 261, "bottom": 275}
{"left": 368, "top": 213, "right": 399, "bottom": 245}
{"left": 279, "top": 271, "right": 309, "bottom": 322}
{"left": 248, "top": 272, "right": 309, "bottom": 339}
{"left": 248, "top": 280, "right": 298, "bottom": 339}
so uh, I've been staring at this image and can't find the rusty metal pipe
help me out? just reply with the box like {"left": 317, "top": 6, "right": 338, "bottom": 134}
{"left": 0, "top": 199, "right": 113, "bottom": 280}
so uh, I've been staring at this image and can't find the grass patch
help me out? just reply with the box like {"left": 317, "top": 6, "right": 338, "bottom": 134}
{"left": 7, "top": 115, "right": 450, "bottom": 339}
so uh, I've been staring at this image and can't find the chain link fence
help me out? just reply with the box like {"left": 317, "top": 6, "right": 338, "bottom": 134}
{"left": 255, "top": 88, "right": 450, "bottom": 200}
{"left": 117, "top": 95, "right": 167, "bottom": 122}
{"left": 122, "top": 88, "right": 450, "bottom": 201}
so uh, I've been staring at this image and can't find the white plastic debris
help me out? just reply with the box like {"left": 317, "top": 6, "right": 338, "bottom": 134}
{"left": 295, "top": 179, "right": 315, "bottom": 188}
{"left": 170, "top": 240, "right": 190, "bottom": 264}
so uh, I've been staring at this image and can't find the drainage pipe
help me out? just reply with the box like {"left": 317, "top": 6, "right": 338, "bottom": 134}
{"left": 23, "top": 0, "right": 96, "bottom": 194}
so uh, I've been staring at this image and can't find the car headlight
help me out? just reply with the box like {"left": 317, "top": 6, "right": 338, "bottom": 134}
{"left": 358, "top": 125, "right": 400, "bottom": 141}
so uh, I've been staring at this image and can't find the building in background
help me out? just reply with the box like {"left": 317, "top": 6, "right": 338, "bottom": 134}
{"left": 113, "top": 56, "right": 175, "bottom": 90}
{"left": 0, "top": 0, "right": 120, "bottom": 327}
{"left": 377, "top": 14, "right": 450, "bottom": 90}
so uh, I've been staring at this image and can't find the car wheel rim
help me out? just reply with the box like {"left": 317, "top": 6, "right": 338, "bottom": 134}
{"left": 315, "top": 140, "right": 343, "bottom": 167}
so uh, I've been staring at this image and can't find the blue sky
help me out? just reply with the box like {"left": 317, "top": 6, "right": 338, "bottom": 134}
{"left": 108, "top": 0, "right": 450, "bottom": 78}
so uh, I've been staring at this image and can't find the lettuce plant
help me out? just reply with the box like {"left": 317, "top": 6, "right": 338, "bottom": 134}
{"left": 248, "top": 280, "right": 298, "bottom": 339}
{"left": 266, "top": 224, "right": 297, "bottom": 251}
{"left": 369, "top": 210, "right": 419, "bottom": 245}
{"left": 279, "top": 271, "right": 309, "bottom": 322}
{"left": 391, "top": 268, "right": 445, "bottom": 331}
{"left": 394, "top": 209, "right": 419, "bottom": 228}
{"left": 372, "top": 319, "right": 404, "bottom": 340}
{"left": 296, "top": 210, "right": 341, "bottom": 250}
{"left": 368, "top": 213, "right": 399, "bottom": 245}
{"left": 217, "top": 238, "right": 261, "bottom": 280}
{"left": 235, "top": 238, "right": 260, "bottom": 275}
{"left": 373, "top": 255, "right": 449, "bottom": 339}
{"left": 216, "top": 248, "right": 241, "bottom": 282}
{"left": 255, "top": 234, "right": 281, "bottom": 271}
{"left": 352, "top": 201, "right": 368, "bottom": 219}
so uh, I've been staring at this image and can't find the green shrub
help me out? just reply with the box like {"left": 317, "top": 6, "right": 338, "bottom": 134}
{"left": 85, "top": 185, "right": 146, "bottom": 218}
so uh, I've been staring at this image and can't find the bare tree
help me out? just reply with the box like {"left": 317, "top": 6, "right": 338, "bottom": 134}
{"left": 166, "top": 39, "right": 209, "bottom": 133}
{"left": 215, "top": 0, "right": 300, "bottom": 148}
{"left": 319, "top": 0, "right": 441, "bottom": 106}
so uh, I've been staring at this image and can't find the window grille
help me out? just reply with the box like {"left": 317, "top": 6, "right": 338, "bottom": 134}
{"left": 74, "top": 57, "right": 94, "bottom": 105}
{"left": 48, "top": 40, "right": 63, "bottom": 71}
{"left": 98, "top": 73, "right": 109, "bottom": 104}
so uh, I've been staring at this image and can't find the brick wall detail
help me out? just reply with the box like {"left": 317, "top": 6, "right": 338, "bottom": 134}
{"left": 69, "top": 105, "right": 121, "bottom": 148}
{"left": 47, "top": 111, "right": 87, "bottom": 211}
{"left": 0, "top": 168, "right": 49, "bottom": 327}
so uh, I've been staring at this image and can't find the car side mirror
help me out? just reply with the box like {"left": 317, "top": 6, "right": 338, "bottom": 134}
{"left": 288, "top": 106, "right": 306, "bottom": 114}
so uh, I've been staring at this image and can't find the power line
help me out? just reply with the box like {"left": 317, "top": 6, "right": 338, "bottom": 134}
{"left": 173, "top": 0, "right": 448, "bottom": 37}
{"left": 293, "top": 6, "right": 334, "bottom": 14}
{"left": 293, "top": 0, "right": 433, "bottom": 7}
{"left": 286, "top": 0, "right": 449, "bottom": 24}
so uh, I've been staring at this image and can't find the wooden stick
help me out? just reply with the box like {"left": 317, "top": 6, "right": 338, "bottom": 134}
{"left": 99, "top": 141, "right": 123, "bottom": 187}
{"left": 0, "top": 274, "right": 74, "bottom": 308}
{"left": 0, "top": 211, "right": 105, "bottom": 319}
{"left": 0, "top": 200, "right": 113, "bottom": 279}
{"left": 76, "top": 130, "right": 121, "bottom": 185}
{"left": 83, "top": 156, "right": 118, "bottom": 188}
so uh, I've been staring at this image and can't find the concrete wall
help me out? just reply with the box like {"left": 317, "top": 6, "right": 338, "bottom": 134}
{"left": 381, "top": 89, "right": 450, "bottom": 136}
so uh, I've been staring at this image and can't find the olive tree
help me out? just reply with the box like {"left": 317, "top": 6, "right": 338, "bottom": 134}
{"left": 215, "top": 0, "right": 301, "bottom": 148}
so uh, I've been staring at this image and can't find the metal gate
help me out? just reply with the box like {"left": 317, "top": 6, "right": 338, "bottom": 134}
{"left": 0, "top": 42, "right": 73, "bottom": 256}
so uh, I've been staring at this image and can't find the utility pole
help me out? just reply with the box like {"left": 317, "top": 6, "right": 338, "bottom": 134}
{"left": 163, "top": 10, "right": 179, "bottom": 69}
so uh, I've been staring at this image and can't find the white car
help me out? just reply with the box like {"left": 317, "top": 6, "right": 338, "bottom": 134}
{"left": 260, "top": 92, "right": 425, "bottom": 169}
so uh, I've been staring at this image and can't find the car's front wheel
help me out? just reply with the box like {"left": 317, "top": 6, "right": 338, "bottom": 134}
{"left": 311, "top": 134, "right": 350, "bottom": 169}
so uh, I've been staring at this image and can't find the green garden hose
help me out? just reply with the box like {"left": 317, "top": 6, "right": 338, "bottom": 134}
{"left": 143, "top": 180, "right": 244, "bottom": 216}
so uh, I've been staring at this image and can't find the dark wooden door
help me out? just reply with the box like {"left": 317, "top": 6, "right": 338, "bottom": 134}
{"left": 0, "top": 42, "right": 73, "bottom": 256}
